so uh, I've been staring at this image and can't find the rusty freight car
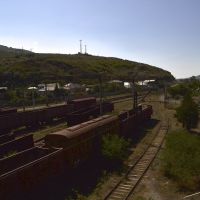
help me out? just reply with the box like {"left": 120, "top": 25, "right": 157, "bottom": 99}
{"left": 45, "top": 115, "right": 119, "bottom": 167}
{"left": 0, "top": 115, "right": 119, "bottom": 199}
{"left": 0, "top": 104, "right": 153, "bottom": 199}
{"left": 0, "top": 146, "right": 64, "bottom": 199}
{"left": 0, "top": 97, "right": 98, "bottom": 134}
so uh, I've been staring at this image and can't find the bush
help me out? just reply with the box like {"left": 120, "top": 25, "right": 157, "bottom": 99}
{"left": 175, "top": 94, "right": 199, "bottom": 130}
{"left": 168, "top": 84, "right": 190, "bottom": 98}
{"left": 101, "top": 134, "right": 130, "bottom": 164}
{"left": 161, "top": 130, "right": 200, "bottom": 190}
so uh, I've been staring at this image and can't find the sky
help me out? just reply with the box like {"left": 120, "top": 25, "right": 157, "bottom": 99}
{"left": 0, "top": 0, "right": 200, "bottom": 78}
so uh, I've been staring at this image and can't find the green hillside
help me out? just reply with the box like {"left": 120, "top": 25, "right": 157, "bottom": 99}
{"left": 0, "top": 45, "right": 31, "bottom": 56}
{"left": 0, "top": 45, "right": 174, "bottom": 88}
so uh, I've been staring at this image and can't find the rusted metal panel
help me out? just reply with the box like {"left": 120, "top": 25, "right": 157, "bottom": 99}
{"left": 45, "top": 115, "right": 118, "bottom": 148}
{"left": 0, "top": 147, "right": 63, "bottom": 199}
{"left": 0, "top": 134, "right": 34, "bottom": 158}
{"left": 0, "top": 104, "right": 73, "bottom": 134}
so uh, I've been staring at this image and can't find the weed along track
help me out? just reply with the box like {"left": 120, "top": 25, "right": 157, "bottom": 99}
{"left": 104, "top": 121, "right": 169, "bottom": 200}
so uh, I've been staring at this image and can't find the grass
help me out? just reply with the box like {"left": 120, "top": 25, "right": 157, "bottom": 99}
{"left": 114, "top": 99, "right": 133, "bottom": 113}
{"left": 161, "top": 129, "right": 200, "bottom": 190}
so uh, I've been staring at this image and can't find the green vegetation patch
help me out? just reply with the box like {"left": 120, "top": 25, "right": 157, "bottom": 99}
{"left": 101, "top": 134, "right": 130, "bottom": 164}
{"left": 175, "top": 94, "right": 199, "bottom": 130}
{"left": 161, "top": 129, "right": 200, "bottom": 190}
{"left": 168, "top": 78, "right": 200, "bottom": 98}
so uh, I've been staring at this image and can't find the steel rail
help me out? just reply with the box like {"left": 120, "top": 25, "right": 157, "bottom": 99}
{"left": 104, "top": 120, "right": 169, "bottom": 200}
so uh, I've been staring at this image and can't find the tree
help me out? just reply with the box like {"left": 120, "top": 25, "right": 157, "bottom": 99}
{"left": 176, "top": 94, "right": 199, "bottom": 130}
{"left": 168, "top": 84, "right": 191, "bottom": 98}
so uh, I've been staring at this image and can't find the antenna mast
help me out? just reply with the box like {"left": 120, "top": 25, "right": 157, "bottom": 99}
{"left": 79, "top": 40, "right": 82, "bottom": 54}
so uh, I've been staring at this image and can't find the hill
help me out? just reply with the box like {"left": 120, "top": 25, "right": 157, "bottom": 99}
{"left": 195, "top": 75, "right": 200, "bottom": 80}
{"left": 0, "top": 45, "right": 174, "bottom": 88}
{"left": 0, "top": 45, "right": 31, "bottom": 56}
{"left": 177, "top": 75, "right": 200, "bottom": 82}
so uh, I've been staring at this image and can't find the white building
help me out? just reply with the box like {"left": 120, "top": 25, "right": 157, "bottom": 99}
{"left": 38, "top": 83, "right": 60, "bottom": 92}
{"left": 63, "top": 83, "right": 83, "bottom": 91}
{"left": 124, "top": 82, "right": 131, "bottom": 88}
{"left": 136, "top": 80, "right": 155, "bottom": 86}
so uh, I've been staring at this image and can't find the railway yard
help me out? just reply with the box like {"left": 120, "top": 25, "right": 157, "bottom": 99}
{"left": 85, "top": 95, "right": 179, "bottom": 200}
{"left": 1, "top": 4, "right": 200, "bottom": 199}
{"left": 0, "top": 93, "right": 197, "bottom": 200}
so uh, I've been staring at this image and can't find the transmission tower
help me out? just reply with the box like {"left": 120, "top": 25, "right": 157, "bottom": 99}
{"left": 79, "top": 40, "right": 82, "bottom": 54}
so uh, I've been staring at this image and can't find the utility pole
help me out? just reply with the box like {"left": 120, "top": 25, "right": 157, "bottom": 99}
{"left": 23, "top": 90, "right": 26, "bottom": 111}
{"left": 164, "top": 83, "right": 167, "bottom": 108}
{"left": 131, "top": 78, "right": 138, "bottom": 111}
{"left": 21, "top": 46, "right": 23, "bottom": 56}
{"left": 99, "top": 74, "right": 103, "bottom": 116}
{"left": 32, "top": 89, "right": 35, "bottom": 109}
{"left": 45, "top": 83, "right": 49, "bottom": 107}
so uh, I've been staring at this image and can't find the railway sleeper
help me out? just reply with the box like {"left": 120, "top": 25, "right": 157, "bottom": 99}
{"left": 127, "top": 174, "right": 138, "bottom": 178}
{"left": 110, "top": 194, "right": 125, "bottom": 199}
{"left": 119, "top": 183, "right": 133, "bottom": 188}
{"left": 118, "top": 185, "right": 132, "bottom": 190}
{"left": 127, "top": 177, "right": 138, "bottom": 182}
{"left": 136, "top": 163, "right": 149, "bottom": 168}
{"left": 110, "top": 193, "right": 128, "bottom": 199}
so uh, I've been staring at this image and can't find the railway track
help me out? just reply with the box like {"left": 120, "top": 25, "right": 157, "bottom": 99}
{"left": 111, "top": 97, "right": 133, "bottom": 104}
{"left": 104, "top": 120, "right": 169, "bottom": 200}
{"left": 111, "top": 96, "right": 145, "bottom": 104}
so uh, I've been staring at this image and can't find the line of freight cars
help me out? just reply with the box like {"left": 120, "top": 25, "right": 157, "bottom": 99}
{"left": 0, "top": 97, "right": 113, "bottom": 134}
{"left": 0, "top": 104, "right": 153, "bottom": 199}
{"left": 0, "top": 101, "right": 114, "bottom": 158}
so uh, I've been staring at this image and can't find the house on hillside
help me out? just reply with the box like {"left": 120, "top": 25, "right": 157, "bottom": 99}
{"left": 108, "top": 80, "right": 123, "bottom": 84}
{"left": 0, "top": 87, "right": 8, "bottom": 98}
{"left": 38, "top": 83, "right": 60, "bottom": 92}
{"left": 63, "top": 83, "right": 83, "bottom": 91}
{"left": 136, "top": 80, "right": 155, "bottom": 86}
{"left": 0, "top": 87, "right": 8, "bottom": 92}
{"left": 124, "top": 82, "right": 131, "bottom": 88}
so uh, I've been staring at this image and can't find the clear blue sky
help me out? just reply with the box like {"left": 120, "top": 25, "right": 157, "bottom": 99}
{"left": 0, "top": 0, "right": 200, "bottom": 78}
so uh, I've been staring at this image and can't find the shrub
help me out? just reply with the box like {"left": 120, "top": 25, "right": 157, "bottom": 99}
{"left": 168, "top": 84, "right": 190, "bottom": 98}
{"left": 101, "top": 134, "right": 130, "bottom": 164}
{"left": 161, "top": 130, "right": 200, "bottom": 190}
{"left": 175, "top": 94, "right": 199, "bottom": 130}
